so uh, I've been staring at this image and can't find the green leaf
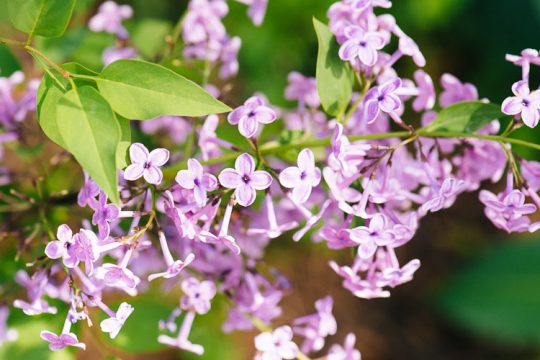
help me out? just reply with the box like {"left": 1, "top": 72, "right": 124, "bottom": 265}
{"left": 0, "top": 46, "right": 22, "bottom": 76}
{"left": 131, "top": 19, "right": 172, "bottom": 60}
{"left": 313, "top": 17, "right": 354, "bottom": 117}
{"left": 8, "top": 0, "right": 76, "bottom": 38}
{"left": 436, "top": 239, "right": 540, "bottom": 346}
{"left": 57, "top": 86, "right": 120, "bottom": 204}
{"left": 36, "top": 63, "right": 97, "bottom": 148}
{"left": 116, "top": 115, "right": 131, "bottom": 170}
{"left": 423, "top": 101, "right": 505, "bottom": 133}
{"left": 96, "top": 59, "right": 231, "bottom": 120}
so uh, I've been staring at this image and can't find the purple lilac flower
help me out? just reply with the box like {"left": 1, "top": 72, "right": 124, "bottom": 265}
{"left": 219, "top": 36, "right": 242, "bottom": 79}
{"left": 124, "top": 143, "right": 170, "bottom": 185}
{"left": 148, "top": 231, "right": 195, "bottom": 281}
{"left": 158, "top": 310, "right": 204, "bottom": 355}
{"left": 94, "top": 263, "right": 141, "bottom": 295}
{"left": 439, "top": 73, "right": 478, "bottom": 107}
{"left": 254, "top": 326, "right": 299, "bottom": 360}
{"left": 44, "top": 224, "right": 74, "bottom": 260}
{"left": 88, "top": 1, "right": 133, "bottom": 39}
{"left": 199, "top": 200, "right": 241, "bottom": 254}
{"left": 501, "top": 80, "right": 540, "bottom": 128}
{"left": 140, "top": 115, "right": 191, "bottom": 144}
{"left": 218, "top": 153, "right": 272, "bottom": 207}
{"left": 339, "top": 26, "right": 385, "bottom": 66}
{"left": 522, "top": 160, "right": 540, "bottom": 191}
{"left": 363, "top": 78, "right": 402, "bottom": 124}
{"left": 279, "top": 149, "right": 321, "bottom": 203}
{"left": 285, "top": 72, "right": 320, "bottom": 108}
{"left": 64, "top": 229, "right": 101, "bottom": 275}
{"left": 293, "top": 296, "right": 337, "bottom": 354}
{"left": 247, "top": 192, "right": 299, "bottom": 239}
{"left": 78, "top": 172, "right": 99, "bottom": 208}
{"left": 480, "top": 188, "right": 537, "bottom": 233}
{"left": 40, "top": 331, "right": 86, "bottom": 351}
{"left": 180, "top": 278, "right": 217, "bottom": 314}
{"left": 100, "top": 302, "right": 134, "bottom": 339}
{"left": 327, "top": 333, "right": 362, "bottom": 360}
{"left": 102, "top": 46, "right": 137, "bottom": 66}
{"left": 227, "top": 96, "right": 277, "bottom": 138}
{"left": 349, "top": 213, "right": 394, "bottom": 258}
{"left": 176, "top": 158, "right": 218, "bottom": 207}
{"left": 505, "top": 48, "right": 540, "bottom": 83}
{"left": 234, "top": 0, "right": 269, "bottom": 26}
{"left": 90, "top": 191, "right": 120, "bottom": 239}
{"left": 421, "top": 178, "right": 466, "bottom": 214}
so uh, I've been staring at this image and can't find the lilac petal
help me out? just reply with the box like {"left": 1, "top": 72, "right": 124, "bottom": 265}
{"left": 366, "top": 32, "right": 385, "bottom": 49}
{"left": 176, "top": 169, "right": 196, "bottom": 189}
{"left": 227, "top": 107, "right": 248, "bottom": 125}
{"left": 193, "top": 185, "right": 207, "bottom": 206}
{"left": 292, "top": 182, "right": 312, "bottom": 203}
{"left": 250, "top": 171, "right": 273, "bottom": 190}
{"left": 238, "top": 116, "right": 259, "bottom": 138}
{"left": 148, "top": 148, "right": 170, "bottom": 166}
{"left": 279, "top": 167, "right": 301, "bottom": 188}
{"left": 236, "top": 183, "right": 256, "bottom": 207}
{"left": 254, "top": 106, "right": 276, "bottom": 124}
{"left": 143, "top": 167, "right": 163, "bottom": 185}
{"left": 57, "top": 224, "right": 72, "bottom": 243}
{"left": 201, "top": 174, "right": 218, "bottom": 190}
{"left": 521, "top": 105, "right": 540, "bottom": 128}
{"left": 129, "top": 143, "right": 149, "bottom": 163}
{"left": 357, "top": 45, "right": 377, "bottom": 66}
{"left": 40, "top": 330, "right": 58, "bottom": 343}
{"left": 188, "top": 158, "right": 204, "bottom": 177}
{"left": 364, "top": 99, "right": 380, "bottom": 124}
{"left": 219, "top": 168, "right": 241, "bottom": 188}
{"left": 45, "top": 241, "right": 63, "bottom": 259}
{"left": 380, "top": 77, "right": 402, "bottom": 94}
{"left": 124, "top": 163, "right": 144, "bottom": 181}
{"left": 501, "top": 97, "right": 522, "bottom": 115}
{"left": 244, "top": 96, "right": 265, "bottom": 108}
{"left": 379, "top": 93, "right": 401, "bottom": 112}
{"left": 235, "top": 153, "right": 255, "bottom": 175}
{"left": 512, "top": 80, "right": 530, "bottom": 97}
{"left": 339, "top": 41, "right": 360, "bottom": 61}
{"left": 298, "top": 148, "right": 315, "bottom": 172}
{"left": 358, "top": 240, "right": 377, "bottom": 259}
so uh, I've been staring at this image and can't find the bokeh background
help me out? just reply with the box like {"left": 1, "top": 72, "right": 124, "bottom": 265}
{"left": 1, "top": 0, "right": 540, "bottom": 359}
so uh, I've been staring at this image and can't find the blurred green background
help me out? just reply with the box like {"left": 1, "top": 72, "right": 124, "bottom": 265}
{"left": 1, "top": 0, "right": 540, "bottom": 359}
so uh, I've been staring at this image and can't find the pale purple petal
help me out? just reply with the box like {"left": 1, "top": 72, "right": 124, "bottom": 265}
{"left": 235, "top": 153, "right": 255, "bottom": 176}
{"left": 148, "top": 148, "right": 170, "bottom": 166}
{"left": 238, "top": 116, "right": 259, "bottom": 138}
{"left": 123, "top": 163, "right": 145, "bottom": 181}
{"left": 176, "top": 170, "right": 196, "bottom": 189}
{"left": 501, "top": 97, "right": 523, "bottom": 115}
{"left": 143, "top": 167, "right": 163, "bottom": 185}
{"left": 236, "top": 183, "right": 256, "bottom": 206}
{"left": 250, "top": 171, "right": 273, "bottom": 190}
{"left": 219, "top": 168, "right": 241, "bottom": 188}
{"left": 129, "top": 143, "right": 149, "bottom": 163}
{"left": 279, "top": 167, "right": 301, "bottom": 188}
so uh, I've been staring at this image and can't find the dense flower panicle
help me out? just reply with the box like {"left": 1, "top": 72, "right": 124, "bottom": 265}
{"left": 4, "top": 0, "right": 540, "bottom": 358}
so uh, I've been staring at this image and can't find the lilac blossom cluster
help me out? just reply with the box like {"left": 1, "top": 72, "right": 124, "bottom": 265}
{"left": 2, "top": 0, "right": 540, "bottom": 359}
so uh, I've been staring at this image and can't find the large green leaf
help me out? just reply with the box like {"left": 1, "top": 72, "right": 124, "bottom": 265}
{"left": 116, "top": 115, "right": 131, "bottom": 170}
{"left": 8, "top": 0, "right": 76, "bottom": 38}
{"left": 423, "top": 101, "right": 505, "bottom": 133}
{"left": 96, "top": 59, "right": 231, "bottom": 120}
{"left": 313, "top": 17, "right": 354, "bottom": 117}
{"left": 57, "top": 86, "right": 120, "bottom": 204}
{"left": 437, "top": 239, "right": 540, "bottom": 346}
{"left": 36, "top": 63, "right": 97, "bottom": 148}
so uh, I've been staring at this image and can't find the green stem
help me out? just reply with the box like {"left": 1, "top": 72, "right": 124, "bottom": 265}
{"left": 24, "top": 45, "right": 71, "bottom": 78}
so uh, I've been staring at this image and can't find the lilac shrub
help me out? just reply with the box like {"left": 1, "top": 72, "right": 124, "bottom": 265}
{"left": 0, "top": 0, "right": 540, "bottom": 359}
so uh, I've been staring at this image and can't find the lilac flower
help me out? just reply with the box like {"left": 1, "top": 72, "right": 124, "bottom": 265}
{"left": 158, "top": 311, "right": 204, "bottom": 355}
{"left": 501, "top": 80, "right": 540, "bottom": 128}
{"left": 200, "top": 200, "right": 241, "bottom": 254}
{"left": 124, "top": 143, "right": 170, "bottom": 185}
{"left": 64, "top": 229, "right": 101, "bottom": 275}
{"left": 505, "top": 48, "right": 540, "bottom": 82}
{"left": 218, "top": 153, "right": 272, "bottom": 207}
{"left": 227, "top": 96, "right": 277, "bottom": 138}
{"left": 522, "top": 160, "right": 540, "bottom": 191}
{"left": 421, "top": 178, "right": 466, "bottom": 214}
{"left": 339, "top": 26, "right": 386, "bottom": 66}
{"left": 44, "top": 224, "right": 73, "bottom": 260}
{"left": 327, "top": 333, "right": 362, "bottom": 360}
{"left": 94, "top": 264, "right": 141, "bottom": 295}
{"left": 254, "top": 326, "right": 299, "bottom": 360}
{"left": 148, "top": 231, "right": 195, "bottom": 281}
{"left": 40, "top": 331, "right": 86, "bottom": 351}
{"left": 77, "top": 172, "right": 99, "bottom": 208}
{"left": 103, "top": 46, "right": 137, "bottom": 66}
{"left": 235, "top": 0, "right": 269, "bottom": 26}
{"left": 247, "top": 193, "right": 299, "bottom": 239}
{"left": 397, "top": 36, "right": 426, "bottom": 67}
{"left": 412, "top": 70, "right": 435, "bottom": 112}
{"left": 13, "top": 299, "right": 58, "bottom": 316}
{"left": 480, "top": 189, "right": 536, "bottom": 220}
{"left": 279, "top": 149, "right": 321, "bottom": 203}
{"left": 363, "top": 78, "right": 402, "bottom": 124}
{"left": 380, "top": 258, "right": 421, "bottom": 288}
{"left": 180, "top": 278, "right": 217, "bottom": 315}
{"left": 100, "top": 302, "right": 134, "bottom": 339}
{"left": 219, "top": 36, "right": 242, "bottom": 79}
{"left": 90, "top": 191, "right": 120, "bottom": 239}
{"left": 320, "top": 224, "right": 357, "bottom": 250}
{"left": 439, "top": 73, "right": 478, "bottom": 107}
{"left": 176, "top": 158, "right": 218, "bottom": 207}
{"left": 285, "top": 72, "right": 320, "bottom": 108}
{"left": 293, "top": 296, "right": 337, "bottom": 354}
{"left": 88, "top": 1, "right": 133, "bottom": 39}
{"left": 349, "top": 214, "right": 394, "bottom": 259}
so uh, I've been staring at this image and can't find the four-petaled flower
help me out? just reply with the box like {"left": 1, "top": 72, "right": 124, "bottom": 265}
{"left": 254, "top": 325, "right": 299, "bottom": 360}
{"left": 279, "top": 149, "right": 321, "bottom": 203}
{"left": 349, "top": 214, "right": 394, "bottom": 259}
{"left": 218, "top": 153, "right": 272, "bottom": 207}
{"left": 40, "top": 330, "right": 86, "bottom": 351}
{"left": 228, "top": 96, "right": 277, "bottom": 138}
{"left": 44, "top": 224, "right": 73, "bottom": 261}
{"left": 180, "top": 278, "right": 217, "bottom": 315}
{"left": 124, "top": 143, "right": 170, "bottom": 185}
{"left": 91, "top": 191, "right": 120, "bottom": 239}
{"left": 338, "top": 26, "right": 385, "bottom": 66}
{"left": 363, "top": 78, "right": 402, "bottom": 124}
{"left": 100, "top": 302, "right": 134, "bottom": 339}
{"left": 176, "top": 158, "right": 218, "bottom": 207}
{"left": 502, "top": 80, "right": 540, "bottom": 128}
